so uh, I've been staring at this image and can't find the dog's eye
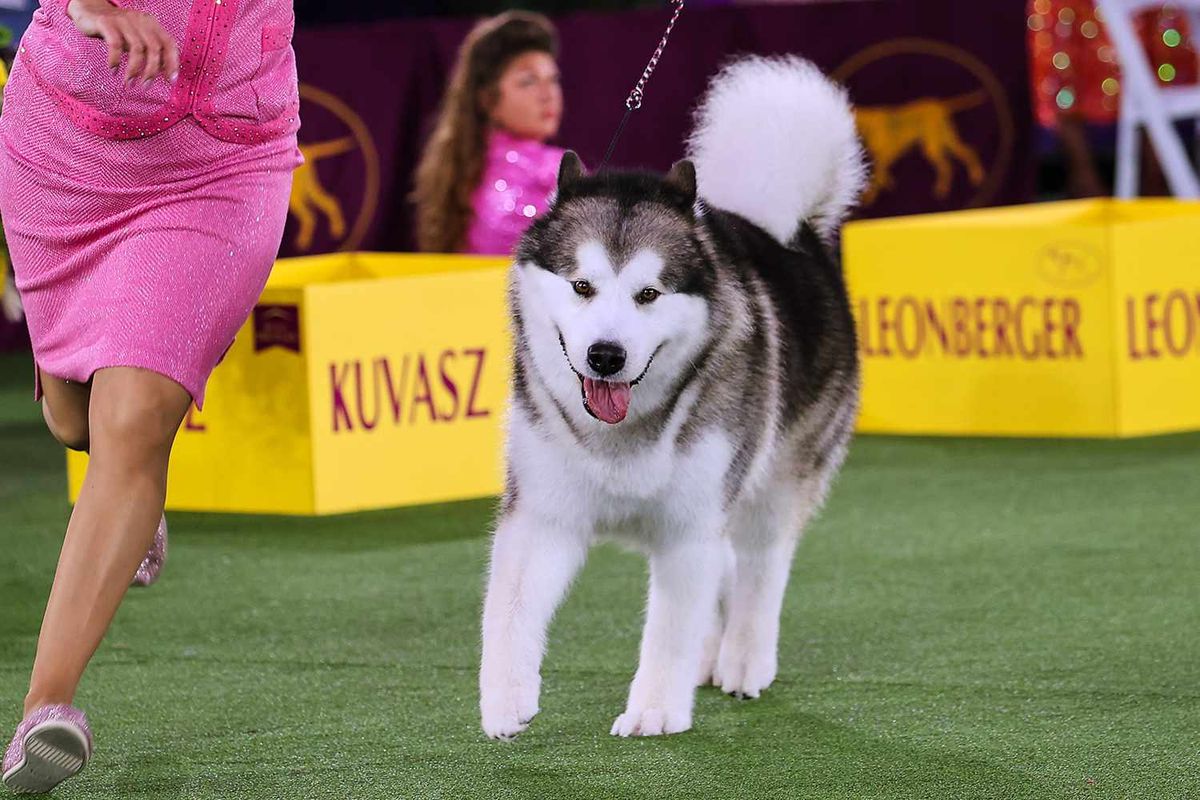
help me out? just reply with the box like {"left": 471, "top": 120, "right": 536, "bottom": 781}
{"left": 636, "top": 287, "right": 661, "bottom": 305}
{"left": 572, "top": 280, "right": 595, "bottom": 298}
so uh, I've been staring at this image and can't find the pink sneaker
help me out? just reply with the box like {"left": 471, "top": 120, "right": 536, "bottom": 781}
{"left": 131, "top": 516, "right": 168, "bottom": 588}
{"left": 2, "top": 705, "right": 92, "bottom": 794}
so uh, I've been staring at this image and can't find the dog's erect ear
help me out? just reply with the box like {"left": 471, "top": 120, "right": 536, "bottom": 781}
{"left": 664, "top": 159, "right": 697, "bottom": 208}
{"left": 558, "top": 151, "right": 587, "bottom": 191}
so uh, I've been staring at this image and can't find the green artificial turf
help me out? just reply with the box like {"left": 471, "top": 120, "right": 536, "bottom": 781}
{"left": 0, "top": 349, "right": 1197, "bottom": 799}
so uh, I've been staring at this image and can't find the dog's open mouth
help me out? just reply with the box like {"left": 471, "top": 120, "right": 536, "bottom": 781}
{"left": 557, "top": 333, "right": 657, "bottom": 425}
{"left": 581, "top": 378, "right": 632, "bottom": 425}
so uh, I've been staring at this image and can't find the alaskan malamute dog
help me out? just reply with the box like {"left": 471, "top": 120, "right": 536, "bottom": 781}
{"left": 480, "top": 57, "right": 866, "bottom": 739}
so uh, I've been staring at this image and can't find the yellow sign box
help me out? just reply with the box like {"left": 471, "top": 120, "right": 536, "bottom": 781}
{"left": 66, "top": 201, "right": 1199, "bottom": 514}
{"left": 68, "top": 253, "right": 511, "bottom": 514}
{"left": 844, "top": 199, "right": 1200, "bottom": 437}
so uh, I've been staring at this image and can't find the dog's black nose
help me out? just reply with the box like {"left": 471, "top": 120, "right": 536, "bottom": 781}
{"left": 587, "top": 342, "right": 626, "bottom": 377}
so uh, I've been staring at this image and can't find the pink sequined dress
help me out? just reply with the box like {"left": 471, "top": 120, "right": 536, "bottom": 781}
{"left": 463, "top": 129, "right": 564, "bottom": 256}
{"left": 0, "top": 0, "right": 302, "bottom": 407}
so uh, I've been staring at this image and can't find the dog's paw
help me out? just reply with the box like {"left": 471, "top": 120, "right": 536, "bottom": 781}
{"left": 717, "top": 636, "right": 777, "bottom": 699}
{"left": 610, "top": 705, "right": 692, "bottom": 737}
{"left": 480, "top": 674, "right": 540, "bottom": 741}
{"left": 481, "top": 709, "right": 530, "bottom": 741}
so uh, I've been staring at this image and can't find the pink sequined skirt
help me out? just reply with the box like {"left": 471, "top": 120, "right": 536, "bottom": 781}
{"left": 0, "top": 66, "right": 300, "bottom": 408}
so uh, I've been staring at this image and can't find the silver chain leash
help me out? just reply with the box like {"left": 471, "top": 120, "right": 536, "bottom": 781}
{"left": 600, "top": 0, "right": 686, "bottom": 169}
{"left": 625, "top": 0, "right": 685, "bottom": 111}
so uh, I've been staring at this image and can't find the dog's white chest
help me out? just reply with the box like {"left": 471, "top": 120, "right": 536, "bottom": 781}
{"left": 583, "top": 440, "right": 682, "bottom": 500}
{"left": 538, "top": 427, "right": 734, "bottom": 530}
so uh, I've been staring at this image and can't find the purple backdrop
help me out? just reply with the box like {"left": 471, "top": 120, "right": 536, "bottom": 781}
{"left": 1, "top": 0, "right": 1036, "bottom": 349}
{"left": 283, "top": 0, "right": 1035, "bottom": 257}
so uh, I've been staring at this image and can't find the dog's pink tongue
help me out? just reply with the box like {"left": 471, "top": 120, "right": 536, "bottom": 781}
{"left": 583, "top": 378, "right": 631, "bottom": 424}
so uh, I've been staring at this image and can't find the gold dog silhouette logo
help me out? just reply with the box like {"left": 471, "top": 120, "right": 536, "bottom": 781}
{"left": 292, "top": 137, "right": 354, "bottom": 251}
{"left": 835, "top": 39, "right": 1014, "bottom": 210}
{"left": 855, "top": 91, "right": 987, "bottom": 204}
{"left": 286, "top": 84, "right": 381, "bottom": 253}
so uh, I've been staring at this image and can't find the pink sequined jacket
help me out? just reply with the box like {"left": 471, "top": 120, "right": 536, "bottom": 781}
{"left": 14, "top": 0, "right": 299, "bottom": 143}
{"left": 464, "top": 129, "right": 565, "bottom": 256}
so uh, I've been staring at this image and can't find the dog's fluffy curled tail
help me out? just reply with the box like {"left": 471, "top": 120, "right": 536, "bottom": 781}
{"left": 687, "top": 56, "right": 866, "bottom": 244}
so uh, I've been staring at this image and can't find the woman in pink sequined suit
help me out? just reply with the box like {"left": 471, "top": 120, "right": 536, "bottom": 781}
{"left": 413, "top": 12, "right": 565, "bottom": 255}
{"left": 0, "top": 0, "right": 299, "bottom": 791}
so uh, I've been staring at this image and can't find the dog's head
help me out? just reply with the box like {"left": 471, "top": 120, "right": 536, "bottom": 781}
{"left": 512, "top": 152, "right": 713, "bottom": 426}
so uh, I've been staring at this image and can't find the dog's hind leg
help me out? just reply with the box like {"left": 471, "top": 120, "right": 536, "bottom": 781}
{"left": 697, "top": 538, "right": 735, "bottom": 688}
{"left": 289, "top": 188, "right": 317, "bottom": 252}
{"left": 612, "top": 535, "right": 726, "bottom": 737}
{"left": 945, "top": 133, "right": 985, "bottom": 186}
{"left": 717, "top": 478, "right": 822, "bottom": 699}
{"left": 480, "top": 510, "right": 590, "bottom": 740}
{"left": 924, "top": 142, "right": 957, "bottom": 199}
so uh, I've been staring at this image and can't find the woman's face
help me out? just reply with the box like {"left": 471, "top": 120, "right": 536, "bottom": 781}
{"left": 488, "top": 50, "right": 562, "bottom": 141}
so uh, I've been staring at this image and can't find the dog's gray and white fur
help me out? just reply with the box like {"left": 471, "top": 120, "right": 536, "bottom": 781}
{"left": 480, "top": 57, "right": 867, "bottom": 739}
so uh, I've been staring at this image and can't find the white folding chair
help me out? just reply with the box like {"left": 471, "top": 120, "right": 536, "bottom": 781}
{"left": 1096, "top": 0, "right": 1200, "bottom": 197}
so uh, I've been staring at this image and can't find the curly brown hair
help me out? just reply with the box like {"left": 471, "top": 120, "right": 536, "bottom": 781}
{"left": 412, "top": 12, "right": 559, "bottom": 253}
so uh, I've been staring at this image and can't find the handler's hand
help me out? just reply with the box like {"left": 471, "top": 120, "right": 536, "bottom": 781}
{"left": 66, "top": 0, "right": 180, "bottom": 85}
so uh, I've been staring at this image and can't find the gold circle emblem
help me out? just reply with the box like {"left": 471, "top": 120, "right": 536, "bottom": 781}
{"left": 834, "top": 39, "right": 1015, "bottom": 210}
{"left": 286, "top": 84, "right": 382, "bottom": 253}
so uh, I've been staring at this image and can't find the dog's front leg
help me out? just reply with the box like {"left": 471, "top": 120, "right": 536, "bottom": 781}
{"left": 480, "top": 509, "right": 589, "bottom": 740}
{"left": 611, "top": 534, "right": 725, "bottom": 737}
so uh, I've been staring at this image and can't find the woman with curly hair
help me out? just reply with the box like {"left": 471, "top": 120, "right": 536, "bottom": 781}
{"left": 414, "top": 12, "right": 566, "bottom": 255}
